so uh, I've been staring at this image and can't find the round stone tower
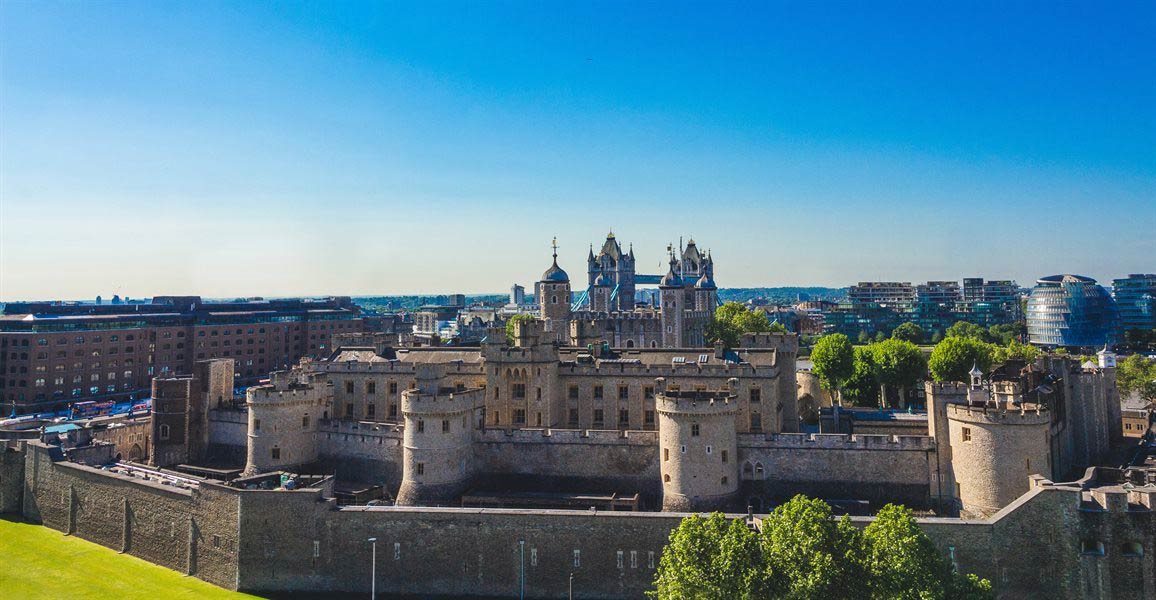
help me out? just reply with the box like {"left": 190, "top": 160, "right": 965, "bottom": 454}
{"left": 244, "top": 369, "right": 328, "bottom": 475}
{"left": 946, "top": 379, "right": 1051, "bottom": 519}
{"left": 656, "top": 378, "right": 740, "bottom": 512}
{"left": 395, "top": 363, "right": 483, "bottom": 506}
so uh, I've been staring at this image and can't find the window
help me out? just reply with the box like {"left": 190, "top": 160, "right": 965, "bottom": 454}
{"left": 416, "top": 463, "right": 424, "bottom": 475}
{"left": 644, "top": 386, "right": 655, "bottom": 399}
{"left": 619, "top": 409, "right": 629, "bottom": 426}
{"left": 271, "top": 447, "right": 281, "bottom": 460}
{"left": 568, "top": 385, "right": 579, "bottom": 399}
{"left": 618, "top": 385, "right": 629, "bottom": 400}
{"left": 417, "top": 420, "right": 425, "bottom": 433}
{"left": 442, "top": 419, "right": 450, "bottom": 432}
{"left": 513, "top": 383, "right": 526, "bottom": 399}
{"left": 345, "top": 381, "right": 354, "bottom": 394}
{"left": 367, "top": 404, "right": 376, "bottom": 419}
{"left": 573, "top": 549, "right": 580, "bottom": 568}
{"left": 962, "top": 427, "right": 972, "bottom": 443}
{"left": 593, "top": 409, "right": 604, "bottom": 426}
{"left": 663, "top": 448, "right": 669, "bottom": 462}
{"left": 1080, "top": 540, "right": 1105, "bottom": 556}
{"left": 345, "top": 403, "right": 353, "bottom": 418}
{"left": 617, "top": 551, "right": 623, "bottom": 569}
{"left": 721, "top": 476, "right": 728, "bottom": 485}
{"left": 389, "top": 382, "right": 398, "bottom": 394}
{"left": 514, "top": 409, "right": 526, "bottom": 425}
{"left": 750, "top": 412, "right": 761, "bottom": 432}
{"left": 159, "top": 424, "right": 170, "bottom": 440}
{"left": 493, "top": 411, "right": 500, "bottom": 425}
{"left": 254, "top": 419, "right": 261, "bottom": 431}
{"left": 749, "top": 388, "right": 761, "bottom": 403}
{"left": 664, "top": 474, "right": 671, "bottom": 482}
{"left": 644, "top": 410, "right": 655, "bottom": 427}
{"left": 721, "top": 450, "right": 728, "bottom": 463}
{"left": 1121, "top": 542, "right": 1144, "bottom": 557}
{"left": 569, "top": 408, "right": 579, "bottom": 425}
{"left": 367, "top": 382, "right": 376, "bottom": 394}
{"left": 691, "top": 423, "right": 700, "bottom": 436}
{"left": 302, "top": 415, "right": 310, "bottom": 428}
{"left": 389, "top": 404, "right": 397, "bottom": 418}
{"left": 593, "top": 385, "right": 603, "bottom": 400}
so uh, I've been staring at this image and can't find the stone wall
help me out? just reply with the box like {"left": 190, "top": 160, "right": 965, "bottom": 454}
{"left": 17, "top": 442, "right": 241, "bottom": 589}
{"left": 739, "top": 433, "right": 937, "bottom": 509}
{"left": 0, "top": 441, "right": 24, "bottom": 513}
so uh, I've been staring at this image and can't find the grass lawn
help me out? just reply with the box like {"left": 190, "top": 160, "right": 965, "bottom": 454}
{"left": 0, "top": 517, "right": 263, "bottom": 599}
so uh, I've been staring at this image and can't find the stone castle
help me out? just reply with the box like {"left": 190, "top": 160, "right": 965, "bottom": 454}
{"left": 0, "top": 237, "right": 1149, "bottom": 598}
{"left": 541, "top": 233, "right": 717, "bottom": 348}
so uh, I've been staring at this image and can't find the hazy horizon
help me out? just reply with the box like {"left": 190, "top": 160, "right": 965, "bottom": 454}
{"left": 2, "top": 3, "right": 1153, "bottom": 301}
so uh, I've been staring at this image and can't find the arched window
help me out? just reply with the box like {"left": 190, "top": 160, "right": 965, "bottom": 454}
{"left": 755, "top": 463, "right": 765, "bottom": 478}
{"left": 159, "top": 424, "right": 170, "bottom": 440}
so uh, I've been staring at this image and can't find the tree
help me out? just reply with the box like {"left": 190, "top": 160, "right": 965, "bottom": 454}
{"left": 945, "top": 321, "right": 990, "bottom": 342}
{"left": 1117, "top": 354, "right": 1156, "bottom": 403}
{"left": 987, "top": 323, "right": 1025, "bottom": 346}
{"left": 504, "top": 313, "right": 537, "bottom": 345}
{"left": 989, "top": 340, "right": 1040, "bottom": 365}
{"left": 873, "top": 331, "right": 887, "bottom": 343}
{"left": 652, "top": 499, "right": 992, "bottom": 600}
{"left": 930, "top": 330, "right": 943, "bottom": 344}
{"left": 811, "top": 334, "right": 855, "bottom": 403}
{"left": 842, "top": 346, "right": 880, "bottom": 406}
{"left": 760, "top": 495, "right": 868, "bottom": 599}
{"left": 892, "top": 322, "right": 925, "bottom": 345}
{"left": 706, "top": 302, "right": 779, "bottom": 348}
{"left": 651, "top": 512, "right": 762, "bottom": 599}
{"left": 929, "top": 336, "right": 993, "bottom": 383}
{"left": 857, "top": 330, "right": 871, "bottom": 344}
{"left": 870, "top": 339, "right": 927, "bottom": 408}
{"left": 862, "top": 504, "right": 991, "bottom": 600}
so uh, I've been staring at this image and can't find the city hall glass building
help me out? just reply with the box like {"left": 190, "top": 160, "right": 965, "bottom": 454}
{"left": 1026, "top": 275, "right": 1118, "bottom": 348}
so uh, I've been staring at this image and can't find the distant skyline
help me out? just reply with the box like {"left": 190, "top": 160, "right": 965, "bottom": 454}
{"left": 1, "top": 2, "right": 1153, "bottom": 301}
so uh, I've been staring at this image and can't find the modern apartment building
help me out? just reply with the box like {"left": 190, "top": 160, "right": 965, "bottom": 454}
{"left": 0, "top": 296, "right": 365, "bottom": 414}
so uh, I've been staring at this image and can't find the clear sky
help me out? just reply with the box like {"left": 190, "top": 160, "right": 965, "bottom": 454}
{"left": 1, "top": 1, "right": 1153, "bottom": 300}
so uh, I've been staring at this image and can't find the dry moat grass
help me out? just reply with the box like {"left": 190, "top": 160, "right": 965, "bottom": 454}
{"left": 0, "top": 517, "right": 260, "bottom": 600}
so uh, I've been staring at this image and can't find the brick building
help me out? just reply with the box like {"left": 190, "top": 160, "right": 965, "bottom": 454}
{"left": 0, "top": 296, "right": 365, "bottom": 414}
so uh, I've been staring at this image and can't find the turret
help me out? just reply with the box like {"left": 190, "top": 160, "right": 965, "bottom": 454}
{"left": 395, "top": 363, "right": 484, "bottom": 506}
{"left": 538, "top": 237, "right": 572, "bottom": 344}
{"left": 244, "top": 369, "right": 330, "bottom": 475}
{"left": 656, "top": 379, "right": 739, "bottom": 512}
{"left": 659, "top": 253, "right": 685, "bottom": 348}
{"left": 591, "top": 273, "right": 612, "bottom": 313}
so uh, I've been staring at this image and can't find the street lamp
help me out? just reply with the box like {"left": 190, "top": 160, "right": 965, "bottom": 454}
{"left": 519, "top": 540, "right": 525, "bottom": 600}
{"left": 368, "top": 537, "right": 377, "bottom": 600}
{"left": 569, "top": 571, "right": 574, "bottom": 600}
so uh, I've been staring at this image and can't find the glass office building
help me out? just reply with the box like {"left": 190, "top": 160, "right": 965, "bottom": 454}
{"left": 1112, "top": 274, "right": 1156, "bottom": 333}
{"left": 1027, "top": 275, "right": 1118, "bottom": 348}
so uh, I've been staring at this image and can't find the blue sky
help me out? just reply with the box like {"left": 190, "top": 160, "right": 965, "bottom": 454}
{"left": 1, "top": 1, "right": 1153, "bottom": 299}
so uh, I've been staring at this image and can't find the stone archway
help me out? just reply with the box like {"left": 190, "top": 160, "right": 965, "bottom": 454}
{"left": 128, "top": 444, "right": 143, "bottom": 461}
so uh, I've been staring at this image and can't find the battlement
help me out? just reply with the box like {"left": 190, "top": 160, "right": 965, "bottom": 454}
{"left": 559, "top": 359, "right": 775, "bottom": 377}
{"left": 572, "top": 310, "right": 661, "bottom": 321}
{"left": 946, "top": 403, "right": 1050, "bottom": 425}
{"left": 742, "top": 432, "right": 936, "bottom": 451}
{"left": 401, "top": 386, "right": 484, "bottom": 415}
{"left": 476, "top": 427, "right": 658, "bottom": 446}
{"left": 247, "top": 382, "right": 328, "bottom": 406}
{"left": 655, "top": 390, "right": 738, "bottom": 416}
{"left": 318, "top": 419, "right": 404, "bottom": 437}
{"left": 925, "top": 381, "right": 970, "bottom": 395}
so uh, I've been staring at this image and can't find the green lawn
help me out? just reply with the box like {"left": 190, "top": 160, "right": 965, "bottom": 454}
{"left": 0, "top": 517, "right": 262, "bottom": 600}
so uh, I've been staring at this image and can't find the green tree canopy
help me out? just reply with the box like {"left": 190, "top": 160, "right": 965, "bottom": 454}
{"left": 651, "top": 512, "right": 762, "bottom": 599}
{"left": 987, "top": 323, "right": 1026, "bottom": 346}
{"left": 869, "top": 339, "right": 927, "bottom": 407}
{"left": 863, "top": 504, "right": 991, "bottom": 600}
{"left": 989, "top": 340, "right": 1040, "bottom": 365}
{"left": 929, "top": 336, "right": 993, "bottom": 382}
{"left": 944, "top": 321, "right": 991, "bottom": 342}
{"left": 705, "top": 302, "right": 783, "bottom": 348}
{"left": 651, "top": 498, "right": 992, "bottom": 600}
{"left": 811, "top": 334, "right": 855, "bottom": 400}
{"left": 760, "top": 496, "right": 867, "bottom": 599}
{"left": 891, "top": 322, "right": 925, "bottom": 344}
{"left": 842, "top": 346, "right": 880, "bottom": 406}
{"left": 1118, "top": 354, "right": 1156, "bottom": 402}
{"left": 504, "top": 313, "right": 537, "bottom": 345}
